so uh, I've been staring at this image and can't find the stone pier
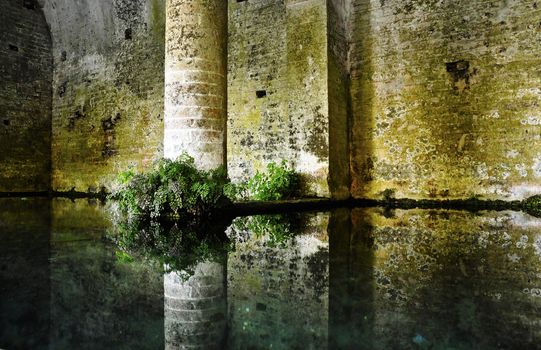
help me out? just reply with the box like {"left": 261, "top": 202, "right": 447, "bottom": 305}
{"left": 164, "top": 0, "right": 228, "bottom": 170}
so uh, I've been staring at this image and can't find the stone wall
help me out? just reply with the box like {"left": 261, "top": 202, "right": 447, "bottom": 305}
{"left": 2, "top": 0, "right": 541, "bottom": 201}
{"left": 227, "top": 0, "right": 332, "bottom": 197}
{"left": 0, "top": 0, "right": 52, "bottom": 192}
{"left": 350, "top": 0, "right": 541, "bottom": 200}
{"left": 43, "top": 0, "right": 165, "bottom": 192}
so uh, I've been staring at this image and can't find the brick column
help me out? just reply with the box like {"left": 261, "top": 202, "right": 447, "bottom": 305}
{"left": 164, "top": 0, "right": 227, "bottom": 170}
{"left": 164, "top": 261, "right": 227, "bottom": 350}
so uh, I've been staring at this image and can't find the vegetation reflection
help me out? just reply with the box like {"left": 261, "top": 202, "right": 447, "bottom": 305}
{"left": 109, "top": 217, "right": 232, "bottom": 278}
{"left": 108, "top": 212, "right": 307, "bottom": 278}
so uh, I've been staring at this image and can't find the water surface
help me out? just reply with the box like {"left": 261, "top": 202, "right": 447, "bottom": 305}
{"left": 1, "top": 198, "right": 540, "bottom": 349}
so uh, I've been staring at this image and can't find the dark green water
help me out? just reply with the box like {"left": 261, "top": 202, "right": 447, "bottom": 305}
{"left": 1, "top": 198, "right": 541, "bottom": 350}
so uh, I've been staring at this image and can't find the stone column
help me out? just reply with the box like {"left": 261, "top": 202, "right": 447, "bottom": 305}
{"left": 164, "top": 0, "right": 227, "bottom": 170}
{"left": 164, "top": 261, "right": 227, "bottom": 350}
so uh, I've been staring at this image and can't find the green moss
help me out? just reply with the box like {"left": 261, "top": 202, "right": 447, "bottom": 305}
{"left": 52, "top": 79, "right": 163, "bottom": 192}
{"left": 350, "top": 0, "right": 541, "bottom": 200}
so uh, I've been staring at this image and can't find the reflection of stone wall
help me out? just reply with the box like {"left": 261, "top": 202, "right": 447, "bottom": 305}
{"left": 0, "top": 199, "right": 50, "bottom": 349}
{"left": 49, "top": 198, "right": 164, "bottom": 349}
{"left": 328, "top": 208, "right": 374, "bottom": 350}
{"left": 343, "top": 208, "right": 541, "bottom": 349}
{"left": 226, "top": 213, "right": 330, "bottom": 349}
{"left": 51, "top": 198, "right": 112, "bottom": 241}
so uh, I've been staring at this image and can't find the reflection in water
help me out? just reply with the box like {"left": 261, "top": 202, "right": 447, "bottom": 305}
{"left": 49, "top": 198, "right": 165, "bottom": 349}
{"left": 0, "top": 198, "right": 165, "bottom": 350}
{"left": 0, "top": 199, "right": 50, "bottom": 350}
{"left": 111, "top": 218, "right": 231, "bottom": 276}
{"left": 335, "top": 208, "right": 541, "bottom": 350}
{"left": 2, "top": 198, "right": 541, "bottom": 349}
{"left": 329, "top": 208, "right": 374, "bottom": 350}
{"left": 164, "top": 262, "right": 227, "bottom": 350}
{"left": 226, "top": 213, "right": 330, "bottom": 349}
{"left": 110, "top": 217, "right": 231, "bottom": 349}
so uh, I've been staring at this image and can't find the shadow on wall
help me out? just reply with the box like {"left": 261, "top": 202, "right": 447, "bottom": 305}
{"left": 0, "top": 0, "right": 52, "bottom": 192}
{"left": 349, "top": 0, "right": 375, "bottom": 200}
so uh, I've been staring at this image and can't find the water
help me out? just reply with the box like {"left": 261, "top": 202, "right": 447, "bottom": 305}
{"left": 1, "top": 198, "right": 541, "bottom": 350}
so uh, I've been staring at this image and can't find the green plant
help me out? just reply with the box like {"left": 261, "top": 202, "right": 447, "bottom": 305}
{"left": 381, "top": 188, "right": 396, "bottom": 201}
{"left": 111, "top": 153, "right": 231, "bottom": 219}
{"left": 244, "top": 160, "right": 300, "bottom": 201}
{"left": 524, "top": 195, "right": 541, "bottom": 217}
{"left": 111, "top": 155, "right": 302, "bottom": 220}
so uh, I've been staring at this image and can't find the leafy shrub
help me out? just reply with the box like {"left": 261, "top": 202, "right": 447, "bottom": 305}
{"left": 111, "top": 155, "right": 302, "bottom": 219}
{"left": 232, "top": 160, "right": 300, "bottom": 201}
{"left": 524, "top": 195, "right": 541, "bottom": 217}
{"left": 111, "top": 153, "right": 230, "bottom": 219}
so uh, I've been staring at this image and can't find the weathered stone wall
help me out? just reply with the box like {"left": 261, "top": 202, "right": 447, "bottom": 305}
{"left": 350, "top": 0, "right": 541, "bottom": 200}
{"left": 226, "top": 213, "right": 329, "bottom": 349}
{"left": 164, "top": 0, "right": 228, "bottom": 170}
{"left": 4, "top": 0, "right": 541, "bottom": 201}
{"left": 0, "top": 0, "right": 52, "bottom": 192}
{"left": 43, "top": 0, "right": 165, "bottom": 192}
{"left": 227, "top": 0, "right": 332, "bottom": 197}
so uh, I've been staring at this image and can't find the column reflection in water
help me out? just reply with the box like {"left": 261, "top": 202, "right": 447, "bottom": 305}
{"left": 112, "top": 215, "right": 231, "bottom": 350}
{"left": 164, "top": 260, "right": 227, "bottom": 350}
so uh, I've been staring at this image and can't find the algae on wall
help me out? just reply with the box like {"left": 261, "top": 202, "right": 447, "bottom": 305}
{"left": 227, "top": 0, "right": 332, "bottom": 197}
{"left": 44, "top": 0, "right": 165, "bottom": 193}
{"left": 349, "top": 0, "right": 541, "bottom": 200}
